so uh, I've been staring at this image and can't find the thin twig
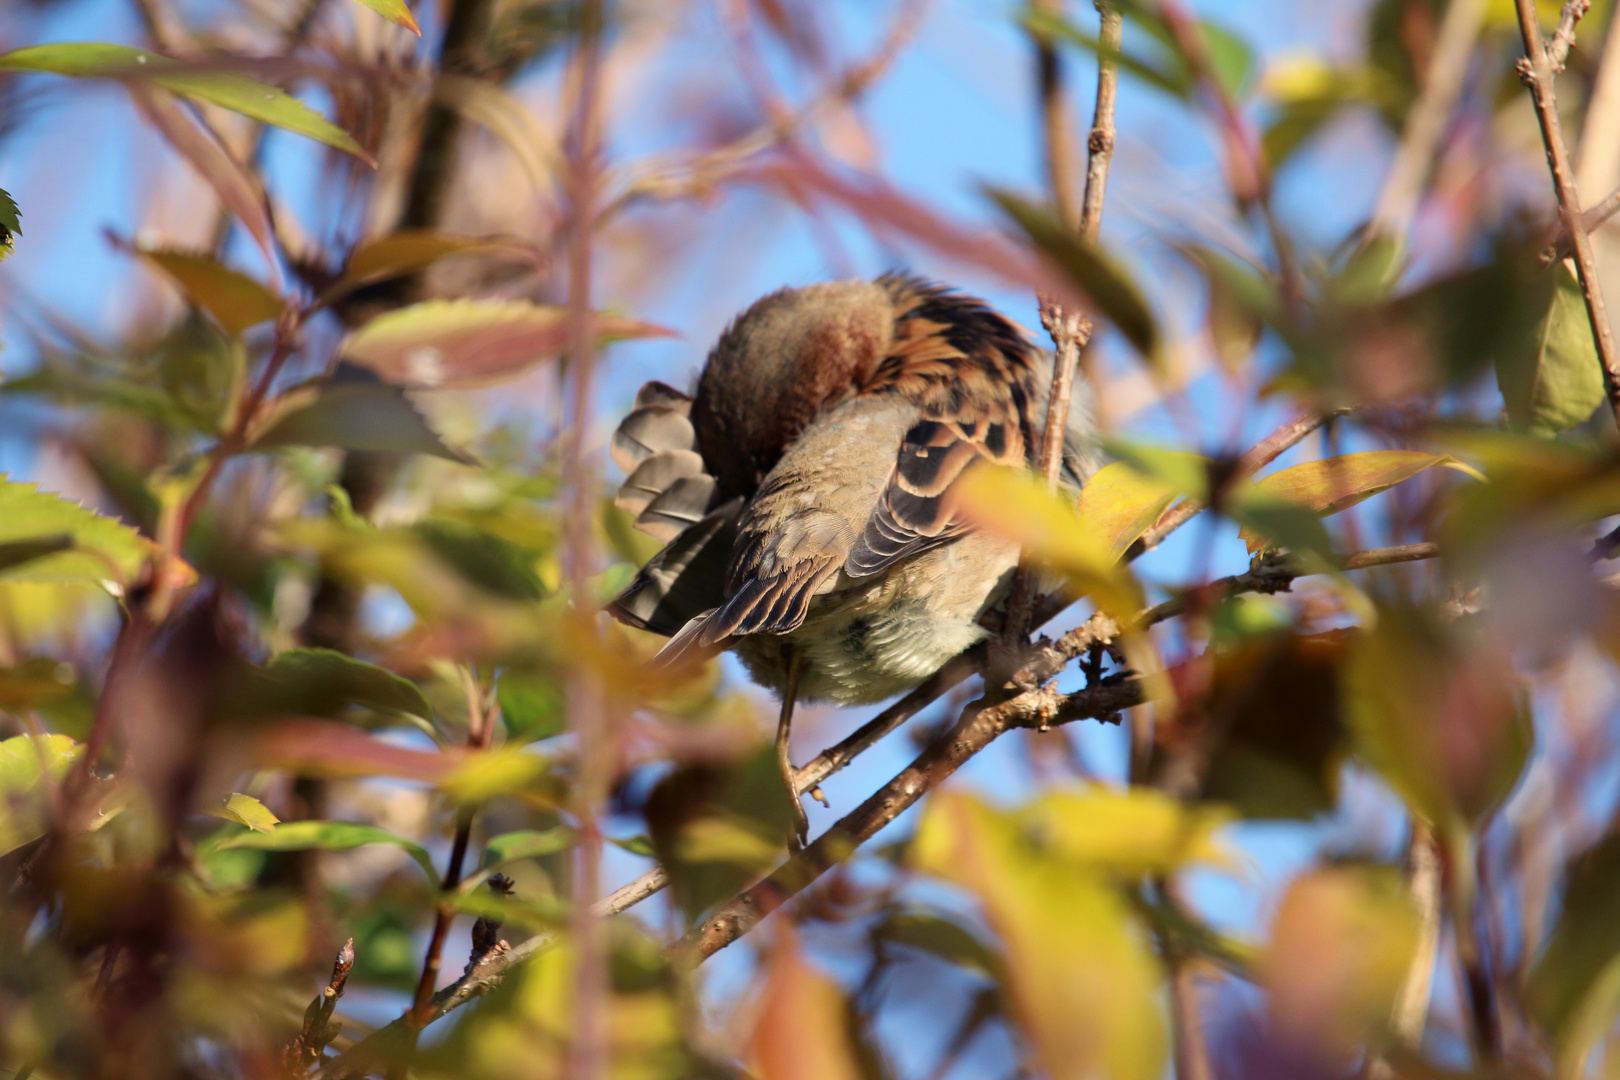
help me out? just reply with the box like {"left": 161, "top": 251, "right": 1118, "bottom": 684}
{"left": 1546, "top": 0, "right": 1592, "bottom": 73}
{"left": 1514, "top": 0, "right": 1620, "bottom": 432}
{"left": 1005, "top": 0, "right": 1120, "bottom": 640}
{"left": 1368, "top": 824, "right": 1441, "bottom": 1079}
{"left": 1542, "top": 181, "right": 1620, "bottom": 264}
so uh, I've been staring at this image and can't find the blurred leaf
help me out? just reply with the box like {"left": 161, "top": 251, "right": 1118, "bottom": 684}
{"left": 875, "top": 909, "right": 1002, "bottom": 980}
{"left": 207, "top": 792, "right": 279, "bottom": 833}
{"left": 1235, "top": 451, "right": 1454, "bottom": 553}
{"left": 1435, "top": 432, "right": 1620, "bottom": 557}
{"left": 329, "top": 231, "right": 515, "bottom": 298}
{"left": 347, "top": 0, "right": 421, "bottom": 34}
{"left": 1345, "top": 604, "right": 1532, "bottom": 834}
{"left": 0, "top": 536, "right": 74, "bottom": 574}
{"left": 646, "top": 743, "right": 794, "bottom": 924}
{"left": 420, "top": 939, "right": 687, "bottom": 1080}
{"left": 989, "top": 190, "right": 1161, "bottom": 361}
{"left": 439, "top": 746, "right": 560, "bottom": 806}
{"left": 0, "top": 476, "right": 156, "bottom": 587}
{"left": 251, "top": 371, "right": 472, "bottom": 462}
{"left": 128, "top": 85, "right": 277, "bottom": 268}
{"left": 339, "top": 299, "right": 674, "bottom": 388}
{"left": 1021, "top": 787, "right": 1234, "bottom": 875}
{"left": 1103, "top": 441, "right": 1211, "bottom": 501}
{"left": 214, "top": 820, "right": 439, "bottom": 885}
{"left": 0, "top": 186, "right": 19, "bottom": 261}
{"left": 154, "top": 316, "right": 244, "bottom": 431}
{"left": 481, "top": 827, "right": 577, "bottom": 870}
{"left": 955, "top": 465, "right": 1144, "bottom": 617}
{"left": 498, "top": 671, "right": 566, "bottom": 743}
{"left": 0, "top": 733, "right": 82, "bottom": 856}
{"left": 135, "top": 248, "right": 282, "bottom": 337}
{"left": 1331, "top": 234, "right": 1405, "bottom": 305}
{"left": 1199, "top": 19, "right": 1256, "bottom": 100}
{"left": 1198, "top": 630, "right": 1350, "bottom": 819}
{"left": 1229, "top": 498, "right": 1339, "bottom": 568}
{"left": 912, "top": 791, "right": 1167, "bottom": 1080}
{"left": 0, "top": 657, "right": 80, "bottom": 711}
{"left": 415, "top": 520, "right": 543, "bottom": 600}
{"left": 251, "top": 647, "right": 435, "bottom": 724}
{"left": 748, "top": 930, "right": 865, "bottom": 1080}
{"left": 0, "top": 43, "right": 371, "bottom": 162}
{"left": 609, "top": 834, "right": 656, "bottom": 857}
{"left": 1073, "top": 461, "right": 1180, "bottom": 563}
{"left": 1528, "top": 833, "right": 1620, "bottom": 1074}
{"left": 1024, "top": 7, "right": 1192, "bottom": 98}
{"left": 1262, "top": 867, "right": 1421, "bottom": 1056}
{"left": 1497, "top": 262, "right": 1606, "bottom": 437}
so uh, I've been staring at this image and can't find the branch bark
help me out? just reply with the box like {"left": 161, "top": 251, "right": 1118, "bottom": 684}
{"left": 1514, "top": 0, "right": 1620, "bottom": 432}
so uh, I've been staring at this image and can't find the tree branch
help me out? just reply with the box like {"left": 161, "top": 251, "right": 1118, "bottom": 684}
{"left": 1514, "top": 0, "right": 1620, "bottom": 432}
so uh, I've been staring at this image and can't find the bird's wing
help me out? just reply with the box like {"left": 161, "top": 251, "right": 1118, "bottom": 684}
{"left": 844, "top": 277, "right": 1039, "bottom": 578}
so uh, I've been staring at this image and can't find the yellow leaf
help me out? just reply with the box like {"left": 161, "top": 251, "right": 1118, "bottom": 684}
{"left": 136, "top": 247, "right": 282, "bottom": 337}
{"left": 955, "top": 465, "right": 1144, "bottom": 617}
{"left": 1073, "top": 460, "right": 1181, "bottom": 564}
{"left": 207, "top": 792, "right": 279, "bottom": 833}
{"left": 913, "top": 791, "right": 1167, "bottom": 1080}
{"left": 1022, "top": 787, "right": 1235, "bottom": 876}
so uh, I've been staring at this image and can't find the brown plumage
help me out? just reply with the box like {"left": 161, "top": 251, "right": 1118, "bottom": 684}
{"left": 608, "top": 274, "right": 1098, "bottom": 706}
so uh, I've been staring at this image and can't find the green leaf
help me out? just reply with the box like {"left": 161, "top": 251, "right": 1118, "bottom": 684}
{"left": 1229, "top": 498, "right": 1339, "bottom": 568}
{"left": 875, "top": 909, "right": 1003, "bottom": 979}
{"left": 250, "top": 371, "right": 472, "bottom": 462}
{"left": 0, "top": 733, "right": 82, "bottom": 856}
{"left": 0, "top": 536, "right": 74, "bottom": 574}
{"left": 135, "top": 247, "right": 282, "bottom": 337}
{"left": 481, "top": 827, "right": 577, "bottom": 870}
{"left": 339, "top": 299, "right": 674, "bottom": 388}
{"left": 1200, "top": 19, "right": 1256, "bottom": 100}
{"left": 0, "top": 476, "right": 157, "bottom": 587}
{"left": 609, "top": 834, "right": 655, "bottom": 858}
{"left": 347, "top": 0, "right": 421, "bottom": 34}
{"left": 1345, "top": 604, "right": 1532, "bottom": 834}
{"left": 498, "top": 671, "right": 566, "bottom": 743}
{"left": 0, "top": 186, "right": 20, "bottom": 262}
{"left": 1497, "top": 262, "right": 1607, "bottom": 437}
{"left": 0, "top": 43, "right": 371, "bottom": 162}
{"left": 989, "top": 190, "right": 1160, "bottom": 362}
{"left": 1528, "top": 833, "right": 1620, "bottom": 1074}
{"left": 213, "top": 819, "right": 439, "bottom": 885}
{"left": 1024, "top": 8, "right": 1192, "bottom": 98}
{"left": 207, "top": 792, "right": 280, "bottom": 833}
{"left": 256, "top": 647, "right": 435, "bottom": 722}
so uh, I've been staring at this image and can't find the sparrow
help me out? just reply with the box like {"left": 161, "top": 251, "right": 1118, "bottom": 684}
{"left": 608, "top": 274, "right": 1098, "bottom": 841}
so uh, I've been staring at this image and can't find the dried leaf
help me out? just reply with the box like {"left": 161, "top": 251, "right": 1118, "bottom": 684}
{"left": 1072, "top": 461, "right": 1180, "bottom": 564}
{"left": 1528, "top": 833, "right": 1620, "bottom": 1074}
{"left": 327, "top": 230, "right": 521, "bottom": 299}
{"left": 1235, "top": 450, "right": 1455, "bottom": 553}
